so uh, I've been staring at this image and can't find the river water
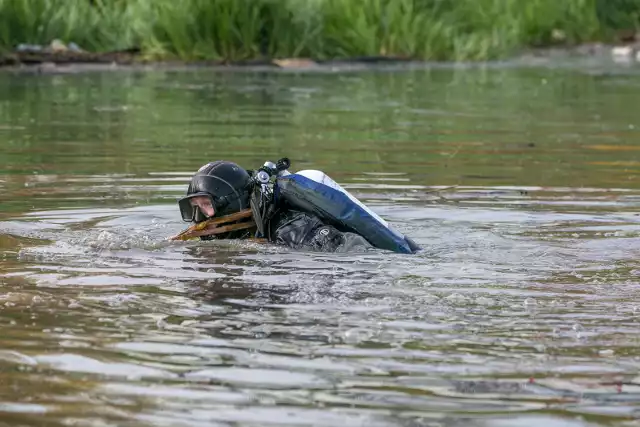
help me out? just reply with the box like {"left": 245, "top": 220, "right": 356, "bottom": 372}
{"left": 1, "top": 59, "right": 640, "bottom": 427}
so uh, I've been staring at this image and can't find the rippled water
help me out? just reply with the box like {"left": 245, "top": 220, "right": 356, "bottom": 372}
{"left": 2, "top": 60, "right": 640, "bottom": 427}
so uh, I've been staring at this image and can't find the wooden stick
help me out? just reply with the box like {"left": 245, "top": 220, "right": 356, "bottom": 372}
{"left": 178, "top": 220, "right": 257, "bottom": 239}
{"left": 169, "top": 209, "right": 254, "bottom": 241}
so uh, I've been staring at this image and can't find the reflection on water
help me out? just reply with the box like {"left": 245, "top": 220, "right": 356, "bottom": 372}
{"left": 1, "top": 61, "right": 640, "bottom": 426}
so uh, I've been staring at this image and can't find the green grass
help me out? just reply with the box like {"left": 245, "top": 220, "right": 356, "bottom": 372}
{"left": 0, "top": 0, "right": 142, "bottom": 52}
{"left": 0, "top": 0, "right": 638, "bottom": 62}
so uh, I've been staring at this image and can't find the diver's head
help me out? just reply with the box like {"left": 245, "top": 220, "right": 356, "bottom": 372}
{"left": 178, "top": 161, "right": 252, "bottom": 223}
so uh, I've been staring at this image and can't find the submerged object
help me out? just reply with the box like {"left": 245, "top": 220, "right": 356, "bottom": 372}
{"left": 274, "top": 168, "right": 421, "bottom": 254}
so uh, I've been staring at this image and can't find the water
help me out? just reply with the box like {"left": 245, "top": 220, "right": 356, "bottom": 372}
{"left": 1, "top": 59, "right": 640, "bottom": 427}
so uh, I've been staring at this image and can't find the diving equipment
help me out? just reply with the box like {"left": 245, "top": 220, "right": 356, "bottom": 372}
{"left": 174, "top": 157, "right": 421, "bottom": 254}
{"left": 274, "top": 169, "right": 421, "bottom": 254}
{"left": 250, "top": 158, "right": 421, "bottom": 254}
{"left": 248, "top": 158, "right": 291, "bottom": 238}
{"left": 178, "top": 160, "right": 252, "bottom": 223}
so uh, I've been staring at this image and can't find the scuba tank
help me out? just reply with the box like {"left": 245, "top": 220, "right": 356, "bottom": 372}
{"left": 249, "top": 158, "right": 421, "bottom": 254}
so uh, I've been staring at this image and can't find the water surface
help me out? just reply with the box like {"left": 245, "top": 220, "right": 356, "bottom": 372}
{"left": 1, "top": 60, "right": 640, "bottom": 427}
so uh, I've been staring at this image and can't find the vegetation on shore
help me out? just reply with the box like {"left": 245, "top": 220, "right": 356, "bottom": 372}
{"left": 0, "top": 0, "right": 639, "bottom": 62}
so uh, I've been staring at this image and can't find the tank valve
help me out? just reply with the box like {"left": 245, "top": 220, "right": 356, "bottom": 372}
{"left": 255, "top": 170, "right": 271, "bottom": 184}
{"left": 276, "top": 157, "right": 290, "bottom": 171}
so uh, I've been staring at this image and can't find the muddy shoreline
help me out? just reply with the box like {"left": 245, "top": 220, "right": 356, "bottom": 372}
{"left": 0, "top": 42, "right": 638, "bottom": 74}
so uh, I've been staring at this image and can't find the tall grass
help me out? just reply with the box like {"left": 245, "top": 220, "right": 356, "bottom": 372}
{"left": 144, "top": 0, "right": 265, "bottom": 60}
{"left": 0, "top": 0, "right": 638, "bottom": 61}
{"left": 0, "top": 0, "right": 142, "bottom": 52}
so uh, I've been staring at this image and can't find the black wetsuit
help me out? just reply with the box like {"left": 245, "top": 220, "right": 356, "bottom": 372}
{"left": 203, "top": 209, "right": 371, "bottom": 253}
{"left": 267, "top": 210, "right": 371, "bottom": 253}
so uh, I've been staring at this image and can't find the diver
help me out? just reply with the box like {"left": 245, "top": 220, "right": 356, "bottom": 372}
{"left": 175, "top": 160, "right": 374, "bottom": 253}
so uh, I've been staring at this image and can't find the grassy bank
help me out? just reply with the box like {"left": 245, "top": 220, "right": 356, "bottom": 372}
{"left": 0, "top": 0, "right": 639, "bottom": 62}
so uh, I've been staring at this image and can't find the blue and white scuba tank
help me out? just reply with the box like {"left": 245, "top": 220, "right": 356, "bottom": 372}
{"left": 273, "top": 169, "right": 421, "bottom": 254}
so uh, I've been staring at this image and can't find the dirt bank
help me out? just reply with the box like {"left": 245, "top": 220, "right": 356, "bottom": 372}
{"left": 1, "top": 41, "right": 638, "bottom": 75}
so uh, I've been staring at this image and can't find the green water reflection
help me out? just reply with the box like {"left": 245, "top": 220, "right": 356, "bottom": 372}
{"left": 1, "top": 66, "right": 639, "bottom": 191}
